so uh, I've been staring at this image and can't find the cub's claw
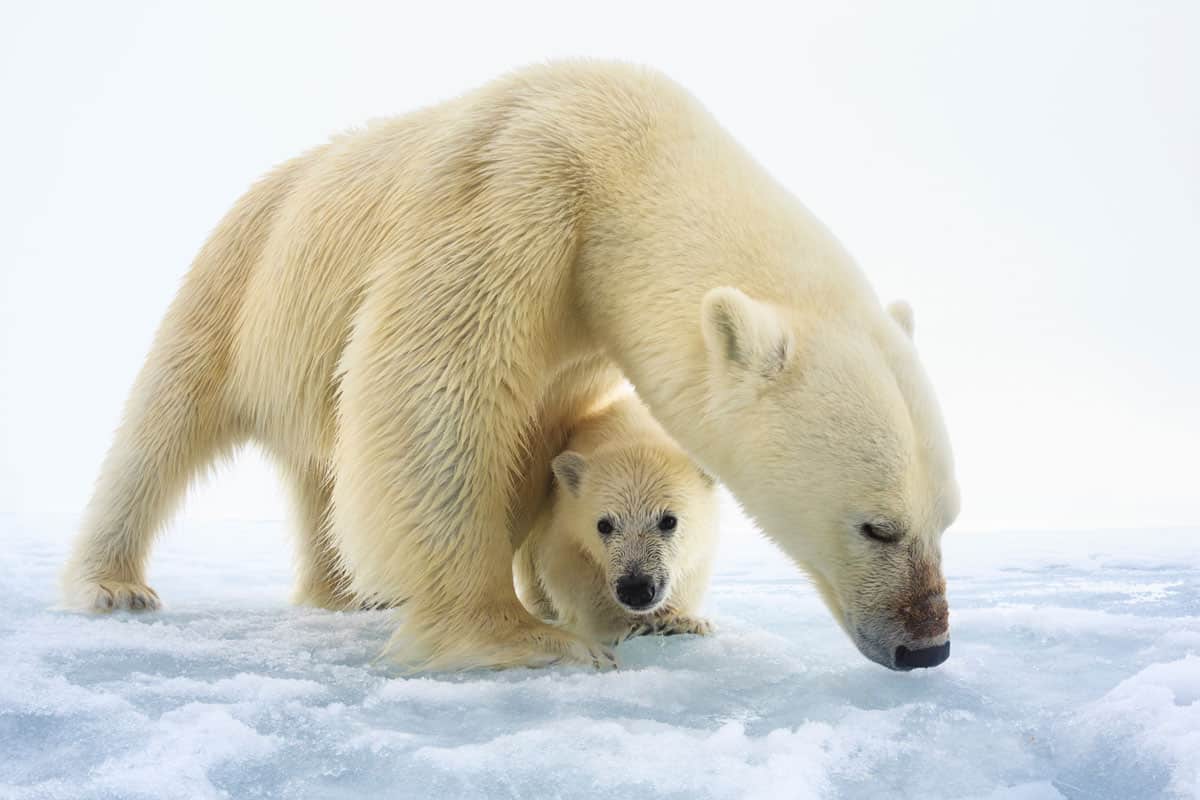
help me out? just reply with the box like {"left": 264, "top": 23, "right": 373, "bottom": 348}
{"left": 625, "top": 614, "right": 715, "bottom": 641}
{"left": 593, "top": 646, "right": 618, "bottom": 670}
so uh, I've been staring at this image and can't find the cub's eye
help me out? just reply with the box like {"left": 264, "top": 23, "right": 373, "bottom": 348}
{"left": 597, "top": 518, "right": 614, "bottom": 536}
{"left": 658, "top": 514, "right": 677, "bottom": 533}
{"left": 859, "top": 521, "right": 900, "bottom": 543}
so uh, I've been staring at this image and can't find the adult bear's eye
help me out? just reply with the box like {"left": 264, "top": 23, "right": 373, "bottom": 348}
{"left": 597, "top": 518, "right": 614, "bottom": 536}
{"left": 658, "top": 514, "right": 677, "bottom": 533}
{"left": 859, "top": 521, "right": 900, "bottom": 543}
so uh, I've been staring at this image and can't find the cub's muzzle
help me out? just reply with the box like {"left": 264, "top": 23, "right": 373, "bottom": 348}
{"left": 615, "top": 573, "right": 658, "bottom": 611}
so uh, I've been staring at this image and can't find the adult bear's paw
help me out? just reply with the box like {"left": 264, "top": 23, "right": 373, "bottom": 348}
{"left": 505, "top": 622, "right": 618, "bottom": 671}
{"left": 69, "top": 579, "right": 162, "bottom": 612}
{"left": 389, "top": 607, "right": 617, "bottom": 672}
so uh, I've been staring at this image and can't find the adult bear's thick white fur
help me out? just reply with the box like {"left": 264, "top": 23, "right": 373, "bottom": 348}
{"left": 64, "top": 61, "right": 959, "bottom": 672}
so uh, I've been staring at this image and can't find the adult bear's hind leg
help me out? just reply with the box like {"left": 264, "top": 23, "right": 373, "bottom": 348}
{"left": 284, "top": 460, "right": 356, "bottom": 610}
{"left": 63, "top": 321, "right": 237, "bottom": 612}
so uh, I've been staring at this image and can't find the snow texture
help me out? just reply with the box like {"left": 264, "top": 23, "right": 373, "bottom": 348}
{"left": 1, "top": 504, "right": 1197, "bottom": 800}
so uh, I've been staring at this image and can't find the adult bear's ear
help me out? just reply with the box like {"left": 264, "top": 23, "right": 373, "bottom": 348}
{"left": 887, "top": 300, "right": 915, "bottom": 339}
{"left": 551, "top": 451, "right": 588, "bottom": 497}
{"left": 701, "top": 287, "right": 794, "bottom": 379}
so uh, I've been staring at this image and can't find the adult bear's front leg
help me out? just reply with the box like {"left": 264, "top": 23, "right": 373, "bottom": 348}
{"left": 329, "top": 295, "right": 613, "bottom": 671}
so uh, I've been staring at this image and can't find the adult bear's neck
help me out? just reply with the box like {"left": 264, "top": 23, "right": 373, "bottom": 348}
{"left": 573, "top": 126, "right": 871, "bottom": 470}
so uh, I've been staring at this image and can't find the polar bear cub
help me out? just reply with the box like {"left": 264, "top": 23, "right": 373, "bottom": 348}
{"left": 514, "top": 392, "right": 718, "bottom": 647}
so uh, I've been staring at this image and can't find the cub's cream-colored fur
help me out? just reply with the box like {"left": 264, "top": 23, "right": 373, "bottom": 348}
{"left": 514, "top": 392, "right": 717, "bottom": 646}
{"left": 64, "top": 61, "right": 959, "bottom": 671}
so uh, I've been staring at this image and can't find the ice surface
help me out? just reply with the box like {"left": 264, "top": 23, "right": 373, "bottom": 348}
{"left": 1, "top": 505, "right": 1198, "bottom": 799}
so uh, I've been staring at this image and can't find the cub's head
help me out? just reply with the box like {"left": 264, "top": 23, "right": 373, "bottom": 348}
{"left": 550, "top": 443, "right": 717, "bottom": 615}
{"left": 698, "top": 287, "right": 959, "bottom": 671}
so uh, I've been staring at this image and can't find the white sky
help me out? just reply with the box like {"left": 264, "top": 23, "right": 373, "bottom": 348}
{"left": 1, "top": 1, "right": 1197, "bottom": 531}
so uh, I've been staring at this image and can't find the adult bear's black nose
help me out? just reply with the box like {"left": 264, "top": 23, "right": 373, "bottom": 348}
{"left": 894, "top": 641, "right": 951, "bottom": 670}
{"left": 616, "top": 574, "right": 657, "bottom": 609}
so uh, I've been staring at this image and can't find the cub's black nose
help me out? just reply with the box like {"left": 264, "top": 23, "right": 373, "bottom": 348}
{"left": 616, "top": 574, "right": 657, "bottom": 609}
{"left": 894, "top": 641, "right": 951, "bottom": 670}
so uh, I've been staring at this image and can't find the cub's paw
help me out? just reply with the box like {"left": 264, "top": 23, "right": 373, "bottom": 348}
{"left": 73, "top": 580, "right": 161, "bottom": 612}
{"left": 627, "top": 614, "right": 715, "bottom": 640}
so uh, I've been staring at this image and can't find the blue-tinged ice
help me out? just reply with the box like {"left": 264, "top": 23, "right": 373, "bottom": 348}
{"left": 1, "top": 502, "right": 1197, "bottom": 799}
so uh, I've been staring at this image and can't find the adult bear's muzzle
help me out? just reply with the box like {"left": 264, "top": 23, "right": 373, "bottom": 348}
{"left": 894, "top": 641, "right": 951, "bottom": 670}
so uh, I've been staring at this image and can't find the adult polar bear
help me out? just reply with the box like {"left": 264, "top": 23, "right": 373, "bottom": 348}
{"left": 64, "top": 62, "right": 959, "bottom": 672}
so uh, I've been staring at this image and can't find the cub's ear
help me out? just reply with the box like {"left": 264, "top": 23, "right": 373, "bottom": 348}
{"left": 887, "top": 300, "right": 914, "bottom": 339}
{"left": 551, "top": 451, "right": 588, "bottom": 497}
{"left": 701, "top": 287, "right": 794, "bottom": 378}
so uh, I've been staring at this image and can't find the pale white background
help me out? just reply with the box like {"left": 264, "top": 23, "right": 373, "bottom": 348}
{"left": 2, "top": 1, "right": 1197, "bottom": 532}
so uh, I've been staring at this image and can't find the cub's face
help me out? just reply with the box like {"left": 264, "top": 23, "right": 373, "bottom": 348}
{"left": 551, "top": 444, "right": 715, "bottom": 615}
{"left": 698, "top": 288, "right": 959, "bottom": 671}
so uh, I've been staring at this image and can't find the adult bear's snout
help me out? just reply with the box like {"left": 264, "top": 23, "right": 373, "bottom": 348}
{"left": 894, "top": 641, "right": 950, "bottom": 670}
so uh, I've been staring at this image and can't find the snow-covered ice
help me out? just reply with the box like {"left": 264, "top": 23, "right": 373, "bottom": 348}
{"left": 1, "top": 504, "right": 1198, "bottom": 799}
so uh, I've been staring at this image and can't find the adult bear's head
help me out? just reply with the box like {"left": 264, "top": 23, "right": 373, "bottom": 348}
{"left": 698, "top": 287, "right": 959, "bottom": 671}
